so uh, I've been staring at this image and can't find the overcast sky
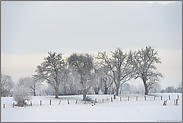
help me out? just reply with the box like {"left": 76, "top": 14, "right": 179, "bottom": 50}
{"left": 1, "top": 1, "right": 182, "bottom": 89}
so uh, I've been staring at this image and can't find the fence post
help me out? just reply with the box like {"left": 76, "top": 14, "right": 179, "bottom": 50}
{"left": 176, "top": 99, "right": 178, "bottom": 105}
{"left": 13, "top": 102, "right": 15, "bottom": 108}
{"left": 177, "top": 95, "right": 179, "bottom": 100}
{"left": 76, "top": 100, "right": 77, "bottom": 104}
{"left": 50, "top": 99, "right": 51, "bottom": 105}
{"left": 59, "top": 101, "right": 61, "bottom": 105}
{"left": 120, "top": 97, "right": 121, "bottom": 101}
{"left": 30, "top": 101, "right": 32, "bottom": 106}
{"left": 161, "top": 96, "right": 162, "bottom": 100}
{"left": 128, "top": 96, "right": 129, "bottom": 101}
{"left": 154, "top": 96, "right": 156, "bottom": 100}
{"left": 68, "top": 100, "right": 69, "bottom": 104}
{"left": 169, "top": 95, "right": 170, "bottom": 100}
{"left": 40, "top": 100, "right": 42, "bottom": 106}
{"left": 111, "top": 97, "right": 113, "bottom": 102}
{"left": 136, "top": 96, "right": 138, "bottom": 101}
{"left": 114, "top": 95, "right": 116, "bottom": 99}
{"left": 95, "top": 98, "right": 97, "bottom": 103}
{"left": 3, "top": 104, "right": 5, "bottom": 108}
{"left": 145, "top": 96, "right": 146, "bottom": 101}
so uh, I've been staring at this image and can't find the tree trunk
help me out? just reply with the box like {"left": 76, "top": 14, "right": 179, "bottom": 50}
{"left": 34, "top": 89, "right": 36, "bottom": 96}
{"left": 104, "top": 87, "right": 108, "bottom": 94}
{"left": 55, "top": 87, "right": 59, "bottom": 98}
{"left": 116, "top": 86, "right": 119, "bottom": 96}
{"left": 94, "top": 88, "right": 99, "bottom": 94}
{"left": 143, "top": 78, "right": 148, "bottom": 95}
{"left": 83, "top": 90, "right": 87, "bottom": 101}
{"left": 55, "top": 73, "right": 59, "bottom": 98}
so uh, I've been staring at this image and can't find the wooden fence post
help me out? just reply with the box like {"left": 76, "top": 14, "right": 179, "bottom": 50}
{"left": 40, "top": 100, "right": 42, "bottom": 106}
{"left": 177, "top": 95, "right": 179, "bottom": 100}
{"left": 169, "top": 95, "right": 170, "bottom": 100}
{"left": 13, "top": 102, "right": 15, "bottom": 108}
{"left": 76, "top": 100, "right": 77, "bottom": 104}
{"left": 68, "top": 100, "right": 69, "bottom": 104}
{"left": 111, "top": 97, "right": 113, "bottom": 102}
{"left": 154, "top": 96, "right": 156, "bottom": 100}
{"left": 176, "top": 99, "right": 178, "bottom": 105}
{"left": 59, "top": 101, "right": 61, "bottom": 105}
{"left": 136, "top": 96, "right": 138, "bottom": 101}
{"left": 145, "top": 96, "right": 146, "bottom": 101}
{"left": 50, "top": 99, "right": 51, "bottom": 105}
{"left": 161, "top": 96, "right": 162, "bottom": 100}
{"left": 95, "top": 98, "right": 97, "bottom": 103}
{"left": 114, "top": 95, "right": 116, "bottom": 99}
{"left": 3, "top": 104, "right": 5, "bottom": 108}
{"left": 30, "top": 101, "right": 32, "bottom": 106}
{"left": 128, "top": 96, "right": 129, "bottom": 101}
{"left": 120, "top": 97, "right": 121, "bottom": 101}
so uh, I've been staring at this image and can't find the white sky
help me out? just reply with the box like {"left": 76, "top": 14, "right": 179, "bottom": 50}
{"left": 1, "top": 1, "right": 182, "bottom": 89}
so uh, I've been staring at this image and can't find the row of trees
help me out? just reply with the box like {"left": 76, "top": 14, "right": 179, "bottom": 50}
{"left": 1, "top": 46, "right": 169, "bottom": 102}
{"left": 32, "top": 46, "right": 163, "bottom": 100}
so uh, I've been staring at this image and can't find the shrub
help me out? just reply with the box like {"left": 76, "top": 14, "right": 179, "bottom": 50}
{"left": 13, "top": 86, "right": 32, "bottom": 105}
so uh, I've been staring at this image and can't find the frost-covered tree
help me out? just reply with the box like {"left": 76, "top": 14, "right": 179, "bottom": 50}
{"left": 97, "top": 48, "right": 135, "bottom": 96}
{"left": 133, "top": 46, "right": 163, "bottom": 95}
{"left": 1, "top": 73, "right": 14, "bottom": 97}
{"left": 13, "top": 78, "right": 32, "bottom": 105}
{"left": 94, "top": 67, "right": 113, "bottom": 94}
{"left": 22, "top": 77, "right": 42, "bottom": 96}
{"left": 34, "top": 52, "right": 66, "bottom": 98}
{"left": 92, "top": 66, "right": 104, "bottom": 94}
{"left": 146, "top": 77, "right": 161, "bottom": 93}
{"left": 165, "top": 86, "right": 175, "bottom": 93}
{"left": 59, "top": 69, "right": 79, "bottom": 95}
{"left": 120, "top": 83, "right": 130, "bottom": 93}
{"left": 176, "top": 82, "right": 182, "bottom": 93}
{"left": 149, "top": 82, "right": 161, "bottom": 93}
{"left": 68, "top": 53, "right": 94, "bottom": 101}
{"left": 101, "top": 76, "right": 113, "bottom": 94}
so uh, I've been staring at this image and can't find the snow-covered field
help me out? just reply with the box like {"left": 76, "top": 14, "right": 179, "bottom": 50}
{"left": 1, "top": 93, "right": 182, "bottom": 122}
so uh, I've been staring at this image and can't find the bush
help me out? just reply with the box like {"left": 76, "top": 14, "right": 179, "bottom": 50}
{"left": 13, "top": 86, "right": 32, "bottom": 105}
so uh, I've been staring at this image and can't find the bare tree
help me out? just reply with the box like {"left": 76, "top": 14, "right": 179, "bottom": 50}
{"left": 68, "top": 53, "right": 94, "bottom": 101}
{"left": 101, "top": 76, "right": 113, "bottom": 94}
{"left": 92, "top": 67, "right": 104, "bottom": 94}
{"left": 133, "top": 46, "right": 163, "bottom": 95}
{"left": 94, "top": 67, "right": 113, "bottom": 94}
{"left": 1, "top": 73, "right": 14, "bottom": 97}
{"left": 22, "top": 77, "right": 42, "bottom": 96}
{"left": 97, "top": 48, "right": 135, "bottom": 96}
{"left": 34, "top": 52, "right": 66, "bottom": 98}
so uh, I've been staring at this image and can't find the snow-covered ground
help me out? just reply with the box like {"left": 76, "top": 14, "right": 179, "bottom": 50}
{"left": 1, "top": 93, "right": 182, "bottom": 122}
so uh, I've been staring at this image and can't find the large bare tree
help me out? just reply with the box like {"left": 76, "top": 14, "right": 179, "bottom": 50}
{"left": 68, "top": 53, "right": 94, "bottom": 101}
{"left": 133, "top": 46, "right": 163, "bottom": 95}
{"left": 97, "top": 48, "right": 135, "bottom": 96}
{"left": 34, "top": 52, "right": 66, "bottom": 98}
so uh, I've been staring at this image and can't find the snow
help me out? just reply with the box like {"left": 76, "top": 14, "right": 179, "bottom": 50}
{"left": 1, "top": 93, "right": 182, "bottom": 122}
